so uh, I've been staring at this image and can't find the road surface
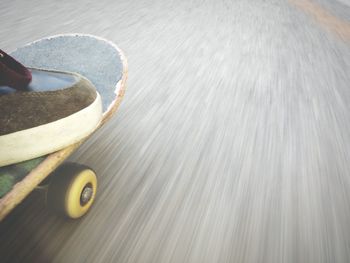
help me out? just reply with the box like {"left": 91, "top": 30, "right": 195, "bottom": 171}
{"left": 0, "top": 0, "right": 350, "bottom": 262}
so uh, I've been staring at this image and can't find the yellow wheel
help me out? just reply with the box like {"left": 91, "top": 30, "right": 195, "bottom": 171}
{"left": 47, "top": 163, "right": 97, "bottom": 219}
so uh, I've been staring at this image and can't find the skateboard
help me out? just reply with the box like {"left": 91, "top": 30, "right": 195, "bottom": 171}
{"left": 0, "top": 34, "right": 127, "bottom": 220}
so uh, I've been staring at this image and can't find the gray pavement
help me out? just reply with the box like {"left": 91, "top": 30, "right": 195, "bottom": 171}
{"left": 0, "top": 0, "right": 350, "bottom": 262}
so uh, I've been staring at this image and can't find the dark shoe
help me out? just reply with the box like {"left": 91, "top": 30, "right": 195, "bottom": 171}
{"left": 0, "top": 68, "right": 102, "bottom": 166}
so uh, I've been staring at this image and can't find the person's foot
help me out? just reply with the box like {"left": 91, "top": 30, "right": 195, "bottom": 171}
{"left": 0, "top": 67, "right": 102, "bottom": 167}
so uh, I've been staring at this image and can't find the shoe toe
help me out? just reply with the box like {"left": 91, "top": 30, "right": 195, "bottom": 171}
{"left": 28, "top": 69, "right": 79, "bottom": 92}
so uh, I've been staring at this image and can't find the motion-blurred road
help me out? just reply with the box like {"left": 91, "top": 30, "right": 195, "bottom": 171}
{"left": 1, "top": 0, "right": 350, "bottom": 262}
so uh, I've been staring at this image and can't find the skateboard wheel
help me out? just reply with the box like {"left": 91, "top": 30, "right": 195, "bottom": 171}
{"left": 47, "top": 163, "right": 97, "bottom": 219}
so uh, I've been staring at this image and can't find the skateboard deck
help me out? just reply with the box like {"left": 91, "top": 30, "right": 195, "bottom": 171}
{"left": 0, "top": 34, "right": 127, "bottom": 220}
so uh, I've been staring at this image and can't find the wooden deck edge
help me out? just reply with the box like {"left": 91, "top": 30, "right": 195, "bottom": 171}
{"left": 0, "top": 145, "right": 78, "bottom": 220}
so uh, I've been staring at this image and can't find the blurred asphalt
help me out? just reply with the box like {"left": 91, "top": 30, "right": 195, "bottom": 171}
{"left": 0, "top": 0, "right": 350, "bottom": 262}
